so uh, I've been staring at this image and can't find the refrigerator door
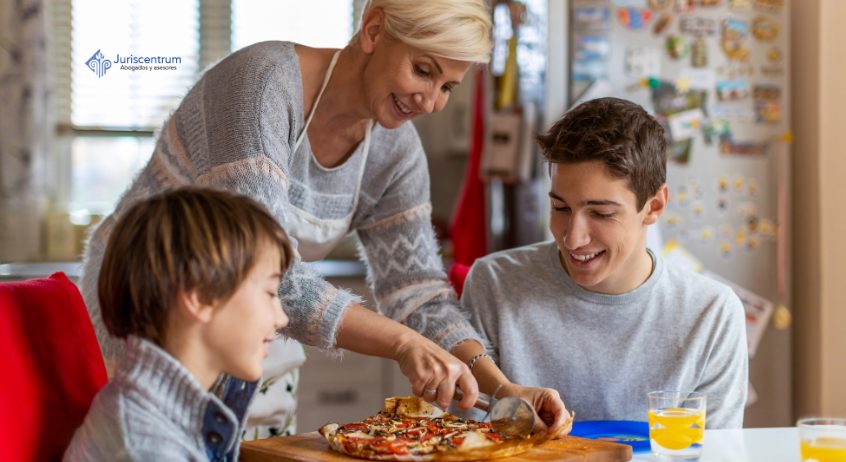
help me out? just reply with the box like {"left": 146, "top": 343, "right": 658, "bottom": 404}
{"left": 561, "top": 0, "right": 791, "bottom": 426}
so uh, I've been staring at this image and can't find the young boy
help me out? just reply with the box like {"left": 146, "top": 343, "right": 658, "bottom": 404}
{"left": 64, "top": 188, "right": 294, "bottom": 461}
{"left": 460, "top": 97, "right": 748, "bottom": 428}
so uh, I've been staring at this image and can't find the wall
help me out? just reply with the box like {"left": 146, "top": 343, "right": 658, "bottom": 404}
{"left": 817, "top": 0, "right": 846, "bottom": 416}
{"left": 791, "top": 0, "right": 846, "bottom": 419}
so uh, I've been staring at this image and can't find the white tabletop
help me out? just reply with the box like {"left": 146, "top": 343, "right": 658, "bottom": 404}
{"left": 632, "top": 427, "right": 801, "bottom": 461}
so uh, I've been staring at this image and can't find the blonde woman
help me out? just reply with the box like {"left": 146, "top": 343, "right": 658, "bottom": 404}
{"left": 81, "top": 0, "right": 569, "bottom": 438}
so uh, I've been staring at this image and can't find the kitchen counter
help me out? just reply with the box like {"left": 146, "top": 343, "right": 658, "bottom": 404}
{"left": 0, "top": 259, "right": 368, "bottom": 281}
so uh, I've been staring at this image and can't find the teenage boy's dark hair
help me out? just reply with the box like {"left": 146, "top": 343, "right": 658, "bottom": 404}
{"left": 537, "top": 97, "right": 667, "bottom": 210}
{"left": 98, "top": 187, "right": 294, "bottom": 345}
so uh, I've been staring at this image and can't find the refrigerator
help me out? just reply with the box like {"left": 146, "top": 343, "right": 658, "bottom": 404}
{"left": 555, "top": 0, "right": 792, "bottom": 426}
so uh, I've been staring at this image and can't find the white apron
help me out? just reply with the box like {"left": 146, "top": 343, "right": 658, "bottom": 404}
{"left": 244, "top": 49, "right": 372, "bottom": 439}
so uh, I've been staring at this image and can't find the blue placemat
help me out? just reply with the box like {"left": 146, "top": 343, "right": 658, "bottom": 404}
{"left": 570, "top": 420, "right": 651, "bottom": 453}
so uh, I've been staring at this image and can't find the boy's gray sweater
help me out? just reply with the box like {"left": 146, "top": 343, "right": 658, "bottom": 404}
{"left": 64, "top": 336, "right": 255, "bottom": 461}
{"left": 461, "top": 241, "right": 748, "bottom": 429}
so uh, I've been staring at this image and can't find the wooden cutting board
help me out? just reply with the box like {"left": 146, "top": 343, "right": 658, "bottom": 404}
{"left": 240, "top": 432, "right": 632, "bottom": 462}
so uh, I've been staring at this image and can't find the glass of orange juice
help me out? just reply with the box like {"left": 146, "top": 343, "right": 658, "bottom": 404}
{"left": 798, "top": 417, "right": 846, "bottom": 462}
{"left": 648, "top": 391, "right": 706, "bottom": 460}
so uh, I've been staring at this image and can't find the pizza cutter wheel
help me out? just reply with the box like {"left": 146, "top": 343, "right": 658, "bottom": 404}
{"left": 454, "top": 389, "right": 536, "bottom": 439}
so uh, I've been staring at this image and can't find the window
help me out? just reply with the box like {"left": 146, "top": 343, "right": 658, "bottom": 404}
{"left": 232, "top": 0, "right": 352, "bottom": 51}
{"left": 50, "top": 0, "right": 355, "bottom": 216}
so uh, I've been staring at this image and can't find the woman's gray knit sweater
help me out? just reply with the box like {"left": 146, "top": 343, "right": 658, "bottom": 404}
{"left": 80, "top": 41, "right": 482, "bottom": 358}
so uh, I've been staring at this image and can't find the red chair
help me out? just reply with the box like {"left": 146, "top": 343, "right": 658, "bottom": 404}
{"left": 448, "top": 263, "right": 471, "bottom": 299}
{"left": 0, "top": 272, "right": 108, "bottom": 462}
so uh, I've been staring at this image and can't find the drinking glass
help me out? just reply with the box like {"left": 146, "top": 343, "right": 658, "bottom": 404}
{"left": 798, "top": 417, "right": 846, "bottom": 462}
{"left": 648, "top": 390, "right": 706, "bottom": 460}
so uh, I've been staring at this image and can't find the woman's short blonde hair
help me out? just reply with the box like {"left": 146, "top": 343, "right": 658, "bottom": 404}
{"left": 355, "top": 0, "right": 492, "bottom": 63}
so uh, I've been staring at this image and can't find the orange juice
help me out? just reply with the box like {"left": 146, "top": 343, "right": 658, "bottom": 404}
{"left": 649, "top": 407, "right": 706, "bottom": 451}
{"left": 800, "top": 437, "right": 846, "bottom": 462}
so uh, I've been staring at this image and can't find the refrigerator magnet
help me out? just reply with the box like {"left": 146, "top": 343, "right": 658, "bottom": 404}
{"left": 667, "top": 108, "right": 705, "bottom": 141}
{"left": 751, "top": 16, "right": 780, "bottom": 41}
{"left": 721, "top": 18, "right": 751, "bottom": 61}
{"left": 772, "top": 305, "right": 791, "bottom": 330}
{"left": 666, "top": 35, "right": 689, "bottom": 59}
{"left": 662, "top": 213, "right": 683, "bottom": 228}
{"left": 729, "top": 0, "right": 751, "bottom": 9}
{"left": 753, "top": 84, "right": 782, "bottom": 123}
{"left": 575, "top": 35, "right": 611, "bottom": 61}
{"left": 675, "top": 0, "right": 694, "bottom": 12}
{"left": 720, "top": 138, "right": 770, "bottom": 156}
{"left": 691, "top": 37, "right": 708, "bottom": 68}
{"left": 748, "top": 178, "right": 760, "bottom": 197}
{"left": 716, "top": 79, "right": 750, "bottom": 101}
{"left": 613, "top": 0, "right": 649, "bottom": 7}
{"left": 648, "top": 0, "right": 674, "bottom": 10}
{"left": 667, "top": 138, "right": 693, "bottom": 164}
{"left": 616, "top": 7, "right": 652, "bottom": 30}
{"left": 689, "top": 179, "right": 704, "bottom": 198}
{"left": 573, "top": 7, "right": 611, "bottom": 31}
{"left": 625, "top": 46, "right": 661, "bottom": 77}
{"left": 735, "top": 202, "right": 758, "bottom": 219}
{"left": 753, "top": 0, "right": 784, "bottom": 14}
{"left": 702, "top": 118, "right": 731, "bottom": 145}
{"left": 653, "top": 13, "right": 673, "bottom": 34}
{"left": 690, "top": 201, "right": 705, "bottom": 219}
{"left": 758, "top": 218, "right": 776, "bottom": 238}
{"left": 761, "top": 64, "right": 785, "bottom": 77}
{"left": 735, "top": 228, "right": 747, "bottom": 246}
{"left": 680, "top": 16, "right": 717, "bottom": 36}
{"left": 746, "top": 215, "right": 759, "bottom": 233}
{"left": 719, "top": 241, "right": 733, "bottom": 258}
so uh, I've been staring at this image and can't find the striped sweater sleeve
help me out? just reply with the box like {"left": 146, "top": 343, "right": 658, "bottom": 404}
{"left": 354, "top": 138, "right": 484, "bottom": 352}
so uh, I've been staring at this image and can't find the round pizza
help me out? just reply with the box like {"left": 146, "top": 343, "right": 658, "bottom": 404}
{"left": 319, "top": 396, "right": 565, "bottom": 461}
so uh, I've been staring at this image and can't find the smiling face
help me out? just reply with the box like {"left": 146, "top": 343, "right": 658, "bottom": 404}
{"left": 359, "top": 15, "right": 472, "bottom": 128}
{"left": 204, "top": 243, "right": 288, "bottom": 382}
{"left": 548, "top": 161, "right": 667, "bottom": 295}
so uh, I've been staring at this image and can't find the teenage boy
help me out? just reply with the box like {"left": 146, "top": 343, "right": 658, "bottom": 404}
{"left": 460, "top": 97, "right": 748, "bottom": 429}
{"left": 65, "top": 188, "right": 294, "bottom": 460}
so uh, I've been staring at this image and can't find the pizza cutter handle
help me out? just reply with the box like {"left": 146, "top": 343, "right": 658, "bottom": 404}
{"left": 453, "top": 388, "right": 491, "bottom": 411}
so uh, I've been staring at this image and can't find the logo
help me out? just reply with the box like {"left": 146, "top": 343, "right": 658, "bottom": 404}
{"left": 85, "top": 49, "right": 112, "bottom": 78}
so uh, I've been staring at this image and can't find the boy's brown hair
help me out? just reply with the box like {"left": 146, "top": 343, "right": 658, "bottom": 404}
{"left": 98, "top": 187, "right": 294, "bottom": 345}
{"left": 537, "top": 97, "right": 667, "bottom": 210}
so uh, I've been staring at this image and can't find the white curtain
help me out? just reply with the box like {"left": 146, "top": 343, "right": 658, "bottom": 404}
{"left": 0, "top": 0, "right": 51, "bottom": 261}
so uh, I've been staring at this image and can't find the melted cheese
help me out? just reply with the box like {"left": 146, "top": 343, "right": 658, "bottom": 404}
{"left": 457, "top": 430, "right": 495, "bottom": 451}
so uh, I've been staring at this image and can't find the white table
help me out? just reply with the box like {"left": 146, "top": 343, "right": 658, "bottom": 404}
{"left": 632, "top": 427, "right": 801, "bottom": 461}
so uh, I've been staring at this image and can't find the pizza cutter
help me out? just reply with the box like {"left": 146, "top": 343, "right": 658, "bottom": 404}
{"left": 454, "top": 389, "right": 536, "bottom": 439}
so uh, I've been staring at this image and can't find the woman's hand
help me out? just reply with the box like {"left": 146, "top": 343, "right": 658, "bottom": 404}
{"left": 498, "top": 383, "right": 572, "bottom": 436}
{"left": 392, "top": 332, "right": 480, "bottom": 411}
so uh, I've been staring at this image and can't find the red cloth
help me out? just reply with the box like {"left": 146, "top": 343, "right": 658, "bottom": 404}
{"left": 449, "top": 67, "right": 489, "bottom": 293}
{"left": 0, "top": 272, "right": 107, "bottom": 462}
